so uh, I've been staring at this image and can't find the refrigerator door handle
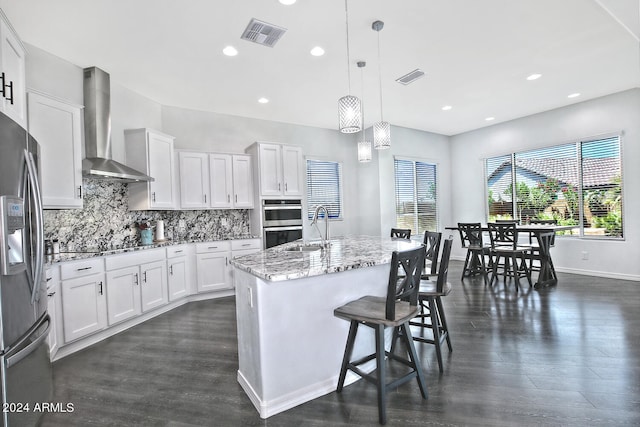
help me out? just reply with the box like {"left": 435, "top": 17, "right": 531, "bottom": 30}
{"left": 3, "top": 313, "right": 50, "bottom": 369}
{"left": 24, "top": 150, "right": 45, "bottom": 305}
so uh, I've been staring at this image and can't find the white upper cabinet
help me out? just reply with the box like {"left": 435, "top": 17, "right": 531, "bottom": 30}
{"left": 28, "top": 91, "right": 84, "bottom": 209}
{"left": 209, "top": 154, "right": 233, "bottom": 208}
{"left": 252, "top": 142, "right": 303, "bottom": 198}
{"left": 0, "top": 12, "right": 26, "bottom": 128}
{"left": 281, "top": 145, "right": 304, "bottom": 196}
{"left": 126, "top": 128, "right": 176, "bottom": 210}
{"left": 179, "top": 151, "right": 254, "bottom": 210}
{"left": 178, "top": 151, "right": 210, "bottom": 209}
{"left": 232, "top": 155, "right": 254, "bottom": 208}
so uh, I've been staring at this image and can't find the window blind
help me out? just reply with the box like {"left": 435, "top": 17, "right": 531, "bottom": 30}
{"left": 394, "top": 158, "right": 438, "bottom": 236}
{"left": 306, "top": 159, "right": 343, "bottom": 219}
{"left": 485, "top": 135, "right": 623, "bottom": 238}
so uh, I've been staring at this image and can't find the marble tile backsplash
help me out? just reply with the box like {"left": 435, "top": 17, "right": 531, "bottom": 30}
{"left": 43, "top": 179, "right": 251, "bottom": 251}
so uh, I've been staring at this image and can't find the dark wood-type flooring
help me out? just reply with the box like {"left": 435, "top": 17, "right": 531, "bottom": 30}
{"left": 42, "top": 261, "right": 640, "bottom": 426}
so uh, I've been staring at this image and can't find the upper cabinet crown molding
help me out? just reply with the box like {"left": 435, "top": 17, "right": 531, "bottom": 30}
{"left": 0, "top": 10, "right": 27, "bottom": 128}
{"left": 28, "top": 91, "right": 84, "bottom": 209}
{"left": 125, "top": 128, "right": 176, "bottom": 210}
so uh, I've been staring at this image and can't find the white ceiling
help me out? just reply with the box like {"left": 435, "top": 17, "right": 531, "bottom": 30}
{"left": 2, "top": 0, "right": 639, "bottom": 136}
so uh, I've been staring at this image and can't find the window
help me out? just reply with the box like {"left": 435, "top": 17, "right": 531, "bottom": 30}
{"left": 485, "top": 135, "right": 623, "bottom": 238}
{"left": 394, "top": 158, "right": 438, "bottom": 236}
{"left": 306, "top": 159, "right": 343, "bottom": 219}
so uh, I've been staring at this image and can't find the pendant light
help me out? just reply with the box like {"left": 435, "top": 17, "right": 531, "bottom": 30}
{"left": 372, "top": 20, "right": 390, "bottom": 149}
{"left": 356, "top": 61, "right": 372, "bottom": 162}
{"left": 338, "top": 0, "right": 361, "bottom": 133}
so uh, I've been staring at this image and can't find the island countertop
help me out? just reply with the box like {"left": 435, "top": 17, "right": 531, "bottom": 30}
{"left": 229, "top": 235, "right": 423, "bottom": 282}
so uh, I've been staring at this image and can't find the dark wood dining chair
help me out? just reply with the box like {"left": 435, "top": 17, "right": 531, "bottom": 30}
{"left": 457, "top": 223, "right": 491, "bottom": 285}
{"left": 390, "top": 228, "right": 412, "bottom": 239}
{"left": 334, "top": 245, "right": 428, "bottom": 425}
{"left": 410, "top": 237, "right": 454, "bottom": 373}
{"left": 487, "top": 222, "right": 532, "bottom": 291}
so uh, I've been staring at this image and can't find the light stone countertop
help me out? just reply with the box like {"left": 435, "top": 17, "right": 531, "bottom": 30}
{"left": 230, "top": 235, "right": 424, "bottom": 282}
{"left": 46, "top": 234, "right": 259, "bottom": 264}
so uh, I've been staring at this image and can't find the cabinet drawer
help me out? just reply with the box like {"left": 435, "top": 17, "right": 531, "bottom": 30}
{"left": 231, "top": 239, "right": 261, "bottom": 251}
{"left": 195, "top": 241, "right": 231, "bottom": 254}
{"left": 166, "top": 245, "right": 189, "bottom": 258}
{"left": 105, "top": 248, "right": 165, "bottom": 271}
{"left": 60, "top": 258, "right": 105, "bottom": 280}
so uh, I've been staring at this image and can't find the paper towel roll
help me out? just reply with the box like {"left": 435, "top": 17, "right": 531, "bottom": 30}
{"left": 155, "top": 220, "right": 165, "bottom": 241}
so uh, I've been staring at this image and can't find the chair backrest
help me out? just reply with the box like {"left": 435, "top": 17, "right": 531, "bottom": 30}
{"left": 386, "top": 245, "right": 425, "bottom": 320}
{"left": 487, "top": 222, "right": 518, "bottom": 249}
{"left": 390, "top": 228, "right": 411, "bottom": 239}
{"left": 457, "top": 223, "right": 484, "bottom": 248}
{"left": 423, "top": 231, "right": 442, "bottom": 275}
{"left": 496, "top": 219, "right": 521, "bottom": 225}
{"left": 530, "top": 219, "right": 557, "bottom": 225}
{"left": 434, "top": 238, "right": 453, "bottom": 293}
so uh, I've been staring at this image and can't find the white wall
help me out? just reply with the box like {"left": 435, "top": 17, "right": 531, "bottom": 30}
{"left": 161, "top": 105, "right": 362, "bottom": 239}
{"left": 355, "top": 125, "right": 452, "bottom": 238}
{"left": 450, "top": 89, "right": 640, "bottom": 280}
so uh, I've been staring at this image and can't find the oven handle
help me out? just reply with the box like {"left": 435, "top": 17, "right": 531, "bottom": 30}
{"left": 263, "top": 226, "right": 303, "bottom": 232}
{"left": 263, "top": 206, "right": 302, "bottom": 210}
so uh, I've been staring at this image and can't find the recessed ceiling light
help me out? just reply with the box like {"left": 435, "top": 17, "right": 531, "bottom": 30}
{"left": 568, "top": 93, "right": 581, "bottom": 98}
{"left": 223, "top": 46, "right": 238, "bottom": 56}
{"left": 485, "top": 117, "right": 495, "bottom": 121}
{"left": 442, "top": 105, "right": 452, "bottom": 111}
{"left": 279, "top": 0, "right": 297, "bottom": 4}
{"left": 310, "top": 46, "right": 325, "bottom": 57}
{"left": 258, "top": 97, "right": 269, "bottom": 104}
{"left": 526, "top": 73, "right": 542, "bottom": 81}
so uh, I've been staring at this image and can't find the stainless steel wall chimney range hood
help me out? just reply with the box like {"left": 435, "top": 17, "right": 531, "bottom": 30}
{"left": 82, "top": 67, "right": 154, "bottom": 182}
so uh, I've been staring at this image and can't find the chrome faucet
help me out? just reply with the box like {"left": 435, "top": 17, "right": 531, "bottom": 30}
{"left": 311, "top": 205, "right": 330, "bottom": 248}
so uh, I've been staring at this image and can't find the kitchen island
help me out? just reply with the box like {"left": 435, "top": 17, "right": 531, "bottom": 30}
{"left": 230, "top": 235, "right": 424, "bottom": 418}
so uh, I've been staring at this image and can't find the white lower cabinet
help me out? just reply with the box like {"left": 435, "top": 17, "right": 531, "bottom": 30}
{"left": 105, "top": 266, "right": 141, "bottom": 325}
{"left": 54, "top": 239, "right": 261, "bottom": 357}
{"left": 196, "top": 241, "right": 232, "bottom": 293}
{"left": 105, "top": 249, "right": 167, "bottom": 326}
{"left": 140, "top": 260, "right": 168, "bottom": 311}
{"left": 167, "top": 245, "right": 190, "bottom": 301}
{"left": 60, "top": 258, "right": 107, "bottom": 343}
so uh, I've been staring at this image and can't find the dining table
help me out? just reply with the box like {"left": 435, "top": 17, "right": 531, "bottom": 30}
{"left": 445, "top": 224, "right": 576, "bottom": 289}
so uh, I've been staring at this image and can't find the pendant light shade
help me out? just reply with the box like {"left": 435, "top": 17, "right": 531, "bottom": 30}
{"left": 338, "top": 95, "right": 362, "bottom": 133}
{"left": 373, "top": 121, "right": 391, "bottom": 149}
{"left": 372, "top": 20, "right": 390, "bottom": 149}
{"left": 338, "top": 0, "right": 361, "bottom": 133}
{"left": 357, "top": 141, "right": 372, "bottom": 162}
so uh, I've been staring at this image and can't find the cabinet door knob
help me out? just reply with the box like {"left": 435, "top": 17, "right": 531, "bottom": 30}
{"left": 98, "top": 281, "right": 104, "bottom": 295}
{"left": 169, "top": 265, "right": 174, "bottom": 275}
{"left": 134, "top": 273, "right": 139, "bottom": 286}
{"left": 78, "top": 185, "right": 83, "bottom": 199}
{"left": 152, "top": 192, "right": 156, "bottom": 202}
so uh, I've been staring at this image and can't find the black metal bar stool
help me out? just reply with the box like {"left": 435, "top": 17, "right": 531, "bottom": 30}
{"left": 334, "top": 245, "right": 427, "bottom": 425}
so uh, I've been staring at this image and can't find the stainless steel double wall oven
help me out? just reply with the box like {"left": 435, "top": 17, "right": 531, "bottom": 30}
{"left": 262, "top": 199, "right": 303, "bottom": 249}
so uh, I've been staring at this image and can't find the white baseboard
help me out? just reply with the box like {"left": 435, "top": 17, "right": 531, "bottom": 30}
{"left": 450, "top": 255, "right": 640, "bottom": 282}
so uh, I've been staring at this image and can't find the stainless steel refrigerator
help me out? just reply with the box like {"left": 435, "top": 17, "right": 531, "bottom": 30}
{"left": 0, "top": 111, "right": 52, "bottom": 426}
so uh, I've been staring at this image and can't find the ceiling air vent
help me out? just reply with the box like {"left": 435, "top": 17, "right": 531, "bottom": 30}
{"left": 241, "top": 18, "right": 287, "bottom": 47}
{"left": 396, "top": 69, "right": 425, "bottom": 85}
